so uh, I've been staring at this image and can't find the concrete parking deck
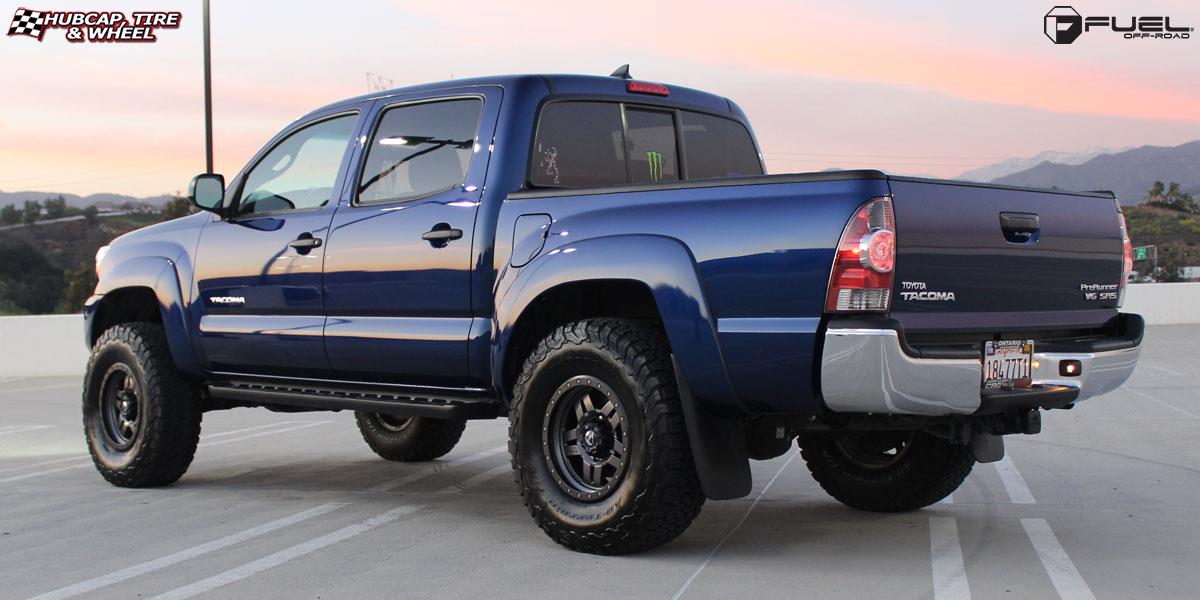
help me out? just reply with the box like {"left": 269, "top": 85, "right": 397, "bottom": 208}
{"left": 1, "top": 326, "right": 1196, "bottom": 599}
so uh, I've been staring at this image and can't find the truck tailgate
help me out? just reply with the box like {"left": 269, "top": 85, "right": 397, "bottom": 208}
{"left": 887, "top": 178, "right": 1124, "bottom": 334}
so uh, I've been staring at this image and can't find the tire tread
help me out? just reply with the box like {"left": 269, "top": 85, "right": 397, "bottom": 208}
{"left": 84, "top": 322, "right": 201, "bottom": 487}
{"left": 509, "top": 318, "right": 705, "bottom": 555}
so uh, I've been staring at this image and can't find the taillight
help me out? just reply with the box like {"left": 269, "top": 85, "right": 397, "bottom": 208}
{"left": 826, "top": 196, "right": 896, "bottom": 312}
{"left": 1117, "top": 204, "right": 1132, "bottom": 307}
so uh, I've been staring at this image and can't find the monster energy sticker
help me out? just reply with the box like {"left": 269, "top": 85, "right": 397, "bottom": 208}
{"left": 646, "top": 151, "right": 664, "bottom": 182}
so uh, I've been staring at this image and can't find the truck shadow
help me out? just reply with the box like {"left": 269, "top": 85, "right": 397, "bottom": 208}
{"left": 171, "top": 448, "right": 961, "bottom": 562}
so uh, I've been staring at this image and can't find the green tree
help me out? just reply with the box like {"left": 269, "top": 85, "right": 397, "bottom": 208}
{"left": 1147, "top": 181, "right": 1165, "bottom": 202}
{"left": 44, "top": 195, "right": 68, "bottom": 219}
{"left": 21, "top": 200, "right": 41, "bottom": 225}
{"left": 62, "top": 260, "right": 97, "bottom": 313}
{"left": 0, "top": 237, "right": 64, "bottom": 313}
{"left": 83, "top": 204, "right": 100, "bottom": 225}
{"left": 161, "top": 195, "right": 193, "bottom": 220}
{"left": 0, "top": 204, "right": 18, "bottom": 225}
{"left": 1164, "top": 182, "right": 1182, "bottom": 209}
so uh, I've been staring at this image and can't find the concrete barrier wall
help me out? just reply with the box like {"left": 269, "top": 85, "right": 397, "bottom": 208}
{"left": 1123, "top": 282, "right": 1200, "bottom": 326}
{"left": 0, "top": 314, "right": 89, "bottom": 378}
{"left": 1, "top": 282, "right": 1197, "bottom": 378}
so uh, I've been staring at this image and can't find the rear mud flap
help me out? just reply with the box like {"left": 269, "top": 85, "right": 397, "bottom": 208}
{"left": 971, "top": 432, "right": 1005, "bottom": 463}
{"left": 673, "top": 358, "right": 752, "bottom": 499}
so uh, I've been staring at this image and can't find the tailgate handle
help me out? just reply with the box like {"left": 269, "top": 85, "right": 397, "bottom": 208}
{"left": 999, "top": 212, "right": 1040, "bottom": 244}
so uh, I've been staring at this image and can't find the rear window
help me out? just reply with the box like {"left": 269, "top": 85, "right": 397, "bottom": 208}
{"left": 680, "top": 111, "right": 762, "bottom": 179}
{"left": 531, "top": 102, "right": 625, "bottom": 188}
{"left": 530, "top": 101, "right": 760, "bottom": 188}
{"left": 625, "top": 108, "right": 679, "bottom": 184}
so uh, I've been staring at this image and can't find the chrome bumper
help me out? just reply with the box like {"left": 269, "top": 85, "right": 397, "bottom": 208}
{"left": 819, "top": 328, "right": 1141, "bottom": 416}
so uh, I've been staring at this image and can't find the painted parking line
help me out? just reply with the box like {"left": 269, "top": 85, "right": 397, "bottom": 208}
{"left": 1021, "top": 518, "right": 1096, "bottom": 600}
{"left": 0, "top": 455, "right": 88, "bottom": 476}
{"left": 930, "top": 517, "right": 971, "bottom": 600}
{"left": 672, "top": 449, "right": 799, "bottom": 600}
{"left": 994, "top": 456, "right": 1036, "bottom": 504}
{"left": 438, "top": 462, "right": 512, "bottom": 494}
{"left": 1, "top": 422, "right": 331, "bottom": 484}
{"left": 365, "top": 446, "right": 506, "bottom": 493}
{"left": 148, "top": 505, "right": 422, "bottom": 600}
{"left": 1128, "top": 387, "right": 1200, "bottom": 420}
{"left": 25, "top": 503, "right": 347, "bottom": 600}
{"left": 200, "top": 422, "right": 311, "bottom": 439}
{"left": 0, "top": 462, "right": 92, "bottom": 484}
{"left": 0, "top": 382, "right": 80, "bottom": 396}
{"left": 201, "top": 421, "right": 329, "bottom": 447}
{"left": 0, "top": 425, "right": 54, "bottom": 437}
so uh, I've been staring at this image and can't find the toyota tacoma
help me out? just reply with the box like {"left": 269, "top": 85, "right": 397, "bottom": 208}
{"left": 83, "top": 68, "right": 1142, "bottom": 554}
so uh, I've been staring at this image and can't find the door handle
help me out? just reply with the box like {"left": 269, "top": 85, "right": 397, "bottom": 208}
{"left": 999, "top": 212, "right": 1040, "bottom": 244}
{"left": 288, "top": 233, "right": 323, "bottom": 254}
{"left": 422, "top": 223, "right": 463, "bottom": 247}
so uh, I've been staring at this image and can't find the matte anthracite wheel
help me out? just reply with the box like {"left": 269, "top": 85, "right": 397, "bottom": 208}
{"left": 355, "top": 412, "right": 466, "bottom": 462}
{"left": 83, "top": 323, "right": 203, "bottom": 487}
{"left": 798, "top": 430, "right": 974, "bottom": 512}
{"left": 510, "top": 318, "right": 705, "bottom": 555}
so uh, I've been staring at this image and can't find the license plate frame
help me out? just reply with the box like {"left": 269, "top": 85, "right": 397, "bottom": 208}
{"left": 982, "top": 339, "right": 1034, "bottom": 390}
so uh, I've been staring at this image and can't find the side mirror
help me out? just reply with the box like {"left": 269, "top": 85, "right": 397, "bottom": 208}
{"left": 188, "top": 173, "right": 226, "bottom": 214}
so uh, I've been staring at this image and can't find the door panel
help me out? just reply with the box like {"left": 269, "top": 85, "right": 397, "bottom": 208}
{"left": 193, "top": 211, "right": 335, "bottom": 376}
{"left": 192, "top": 109, "right": 365, "bottom": 377}
{"left": 323, "top": 90, "right": 501, "bottom": 386}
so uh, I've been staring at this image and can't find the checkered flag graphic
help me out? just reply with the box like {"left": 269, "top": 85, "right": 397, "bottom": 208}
{"left": 8, "top": 8, "right": 46, "bottom": 40}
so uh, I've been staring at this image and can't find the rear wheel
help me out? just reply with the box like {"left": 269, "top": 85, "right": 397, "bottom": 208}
{"left": 354, "top": 413, "right": 466, "bottom": 462}
{"left": 510, "top": 318, "right": 705, "bottom": 555}
{"left": 83, "top": 323, "right": 203, "bottom": 487}
{"left": 798, "top": 430, "right": 973, "bottom": 512}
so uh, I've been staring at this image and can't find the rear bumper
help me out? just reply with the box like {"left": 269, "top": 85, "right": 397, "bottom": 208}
{"left": 819, "top": 314, "right": 1142, "bottom": 416}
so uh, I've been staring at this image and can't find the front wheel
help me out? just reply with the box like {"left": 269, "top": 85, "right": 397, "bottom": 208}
{"left": 83, "top": 323, "right": 203, "bottom": 487}
{"left": 510, "top": 318, "right": 705, "bottom": 555}
{"left": 798, "top": 430, "right": 974, "bottom": 512}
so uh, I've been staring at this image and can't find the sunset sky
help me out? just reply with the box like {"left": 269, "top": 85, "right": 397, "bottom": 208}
{"left": 3, "top": 0, "right": 1199, "bottom": 197}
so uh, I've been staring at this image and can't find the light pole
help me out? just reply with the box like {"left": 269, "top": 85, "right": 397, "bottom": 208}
{"left": 202, "top": 0, "right": 213, "bottom": 174}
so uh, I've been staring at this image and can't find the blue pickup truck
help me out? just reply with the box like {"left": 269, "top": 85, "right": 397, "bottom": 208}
{"left": 83, "top": 69, "right": 1142, "bottom": 554}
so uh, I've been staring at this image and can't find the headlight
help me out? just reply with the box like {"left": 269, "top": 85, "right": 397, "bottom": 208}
{"left": 95, "top": 245, "right": 110, "bottom": 273}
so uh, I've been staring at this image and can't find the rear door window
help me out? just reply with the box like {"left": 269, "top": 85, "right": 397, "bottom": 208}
{"left": 680, "top": 111, "right": 762, "bottom": 179}
{"left": 358, "top": 98, "right": 483, "bottom": 204}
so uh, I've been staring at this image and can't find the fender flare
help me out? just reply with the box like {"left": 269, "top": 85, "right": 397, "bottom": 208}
{"left": 494, "top": 234, "right": 752, "bottom": 499}
{"left": 85, "top": 256, "right": 202, "bottom": 376}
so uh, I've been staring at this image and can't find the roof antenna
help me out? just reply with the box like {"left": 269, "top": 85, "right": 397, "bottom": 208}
{"left": 610, "top": 64, "right": 632, "bottom": 79}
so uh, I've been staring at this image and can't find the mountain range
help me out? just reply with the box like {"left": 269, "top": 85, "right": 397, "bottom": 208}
{"left": 956, "top": 147, "right": 1128, "bottom": 182}
{"left": 0, "top": 191, "right": 174, "bottom": 209}
{"left": 6, "top": 139, "right": 1199, "bottom": 209}
{"left": 965, "top": 140, "right": 1200, "bottom": 205}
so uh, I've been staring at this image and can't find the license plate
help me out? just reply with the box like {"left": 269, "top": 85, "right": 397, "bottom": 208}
{"left": 982, "top": 340, "right": 1034, "bottom": 390}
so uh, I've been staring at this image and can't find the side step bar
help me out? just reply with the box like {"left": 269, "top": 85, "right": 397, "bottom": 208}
{"left": 207, "top": 379, "right": 503, "bottom": 420}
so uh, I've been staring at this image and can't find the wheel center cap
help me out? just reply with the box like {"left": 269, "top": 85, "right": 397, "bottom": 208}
{"left": 584, "top": 429, "right": 597, "bottom": 446}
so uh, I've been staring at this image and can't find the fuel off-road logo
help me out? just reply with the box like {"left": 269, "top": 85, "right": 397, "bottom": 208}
{"left": 1045, "top": 6, "right": 1192, "bottom": 44}
{"left": 8, "top": 8, "right": 181, "bottom": 42}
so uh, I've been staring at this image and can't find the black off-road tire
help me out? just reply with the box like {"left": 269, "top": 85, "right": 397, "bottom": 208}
{"left": 510, "top": 318, "right": 705, "bottom": 555}
{"left": 83, "top": 323, "right": 203, "bottom": 487}
{"left": 798, "top": 430, "right": 974, "bottom": 512}
{"left": 355, "top": 413, "right": 466, "bottom": 462}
